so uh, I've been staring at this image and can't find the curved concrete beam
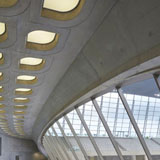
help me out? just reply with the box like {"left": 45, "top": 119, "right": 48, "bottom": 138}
{"left": 33, "top": 0, "right": 160, "bottom": 144}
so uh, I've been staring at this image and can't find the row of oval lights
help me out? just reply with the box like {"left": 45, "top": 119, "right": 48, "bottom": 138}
{"left": 0, "top": 0, "right": 84, "bottom": 137}
{"left": 0, "top": 23, "right": 55, "bottom": 136}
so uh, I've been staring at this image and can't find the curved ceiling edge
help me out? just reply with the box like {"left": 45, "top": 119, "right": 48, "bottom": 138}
{"left": 37, "top": 67, "right": 159, "bottom": 153}
{"left": 33, "top": 52, "right": 160, "bottom": 148}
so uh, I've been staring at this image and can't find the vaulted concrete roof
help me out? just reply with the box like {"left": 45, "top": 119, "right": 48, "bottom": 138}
{"left": 1, "top": 0, "right": 160, "bottom": 151}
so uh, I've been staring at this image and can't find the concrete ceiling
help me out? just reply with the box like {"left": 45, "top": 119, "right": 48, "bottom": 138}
{"left": 33, "top": 0, "right": 160, "bottom": 148}
{"left": 0, "top": 0, "right": 119, "bottom": 138}
{"left": 1, "top": 0, "right": 160, "bottom": 151}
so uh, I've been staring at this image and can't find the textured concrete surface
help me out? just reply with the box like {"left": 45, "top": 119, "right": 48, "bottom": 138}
{"left": 1, "top": 0, "right": 160, "bottom": 157}
{"left": 0, "top": 0, "right": 116, "bottom": 138}
{"left": 33, "top": 0, "right": 160, "bottom": 149}
{"left": 0, "top": 133, "right": 38, "bottom": 160}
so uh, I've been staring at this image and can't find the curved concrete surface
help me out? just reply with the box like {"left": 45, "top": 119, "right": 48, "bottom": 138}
{"left": 1, "top": 0, "right": 160, "bottom": 157}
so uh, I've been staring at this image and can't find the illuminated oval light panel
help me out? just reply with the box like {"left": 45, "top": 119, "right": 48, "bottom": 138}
{"left": 44, "top": 0, "right": 79, "bottom": 12}
{"left": 14, "top": 119, "right": 24, "bottom": 123}
{"left": 15, "top": 88, "right": 32, "bottom": 95}
{"left": 0, "top": 53, "right": 4, "bottom": 65}
{"left": 14, "top": 111, "right": 26, "bottom": 115}
{"left": 19, "top": 57, "right": 45, "bottom": 71}
{"left": 0, "top": 97, "right": 4, "bottom": 101}
{"left": 0, "top": 119, "right": 7, "bottom": 122}
{"left": 42, "top": 0, "right": 85, "bottom": 20}
{"left": 14, "top": 97, "right": 29, "bottom": 103}
{"left": 26, "top": 30, "right": 59, "bottom": 51}
{"left": 0, "top": 72, "right": 3, "bottom": 81}
{"left": 14, "top": 105, "right": 27, "bottom": 109}
{"left": 0, "top": 86, "right": 3, "bottom": 92}
{"left": 0, "top": 23, "right": 5, "bottom": 35}
{"left": 0, "top": 104, "right": 5, "bottom": 108}
{"left": 13, "top": 115, "right": 24, "bottom": 119}
{"left": 0, "top": 22, "right": 8, "bottom": 42}
{"left": 17, "top": 75, "right": 37, "bottom": 85}
{"left": 14, "top": 123, "right": 24, "bottom": 126}
{"left": 0, "top": 110, "right": 6, "bottom": 114}
{"left": 0, "top": 0, "right": 18, "bottom": 7}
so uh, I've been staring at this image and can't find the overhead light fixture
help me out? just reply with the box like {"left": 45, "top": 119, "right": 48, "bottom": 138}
{"left": 26, "top": 30, "right": 59, "bottom": 51}
{"left": 0, "top": 22, "right": 8, "bottom": 42}
{"left": 14, "top": 105, "right": 27, "bottom": 109}
{"left": 41, "top": 0, "right": 85, "bottom": 20}
{"left": 17, "top": 75, "right": 37, "bottom": 85}
{"left": 15, "top": 88, "right": 32, "bottom": 95}
{"left": 0, "top": 72, "right": 3, "bottom": 80}
{"left": 0, "top": 53, "right": 4, "bottom": 65}
{"left": 19, "top": 57, "right": 45, "bottom": 71}
{"left": 14, "top": 98, "right": 29, "bottom": 103}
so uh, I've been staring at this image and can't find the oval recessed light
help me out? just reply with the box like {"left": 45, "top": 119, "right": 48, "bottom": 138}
{"left": 14, "top": 111, "right": 26, "bottom": 115}
{"left": 0, "top": 110, "right": 6, "bottom": 114}
{"left": 19, "top": 57, "right": 45, "bottom": 71}
{"left": 44, "top": 0, "right": 79, "bottom": 12}
{"left": 0, "top": 86, "right": 3, "bottom": 92}
{"left": 13, "top": 115, "right": 24, "bottom": 119}
{"left": 15, "top": 88, "right": 32, "bottom": 95}
{"left": 0, "top": 22, "right": 7, "bottom": 42}
{"left": 14, "top": 98, "right": 29, "bottom": 103}
{"left": 0, "top": 97, "right": 4, "bottom": 101}
{"left": 26, "top": 30, "right": 59, "bottom": 51}
{"left": 0, "top": 23, "right": 5, "bottom": 35}
{"left": 0, "top": 104, "right": 5, "bottom": 108}
{"left": 14, "top": 105, "right": 27, "bottom": 109}
{"left": 42, "top": 0, "right": 85, "bottom": 20}
{"left": 17, "top": 75, "right": 37, "bottom": 85}
{"left": 0, "top": 72, "right": 3, "bottom": 81}
{"left": 0, "top": 53, "right": 4, "bottom": 65}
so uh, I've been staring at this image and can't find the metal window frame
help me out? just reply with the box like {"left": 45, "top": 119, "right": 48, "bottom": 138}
{"left": 57, "top": 121, "right": 79, "bottom": 160}
{"left": 92, "top": 99, "right": 124, "bottom": 160}
{"left": 64, "top": 115, "right": 89, "bottom": 160}
{"left": 75, "top": 108, "right": 104, "bottom": 160}
{"left": 117, "top": 87, "right": 153, "bottom": 160}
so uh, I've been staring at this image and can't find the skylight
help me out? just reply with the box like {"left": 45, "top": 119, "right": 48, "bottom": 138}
{"left": 19, "top": 57, "right": 45, "bottom": 70}
{"left": 26, "top": 30, "right": 59, "bottom": 51}
{"left": 43, "top": 0, "right": 79, "bottom": 12}
{"left": 27, "top": 30, "right": 56, "bottom": 44}
{"left": 0, "top": 23, "right": 5, "bottom": 35}
{"left": 17, "top": 75, "right": 37, "bottom": 84}
{"left": 14, "top": 98, "right": 29, "bottom": 103}
{"left": 15, "top": 88, "right": 32, "bottom": 95}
